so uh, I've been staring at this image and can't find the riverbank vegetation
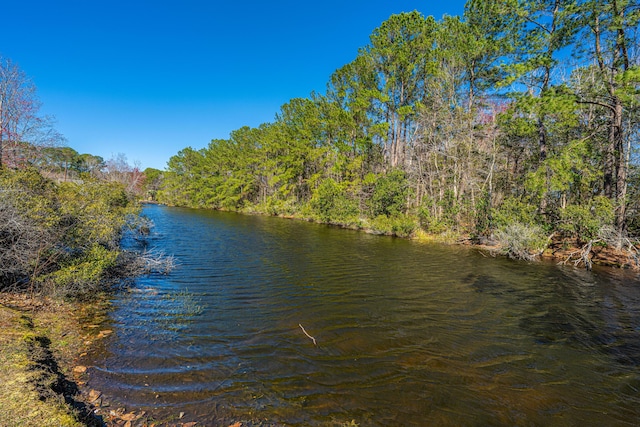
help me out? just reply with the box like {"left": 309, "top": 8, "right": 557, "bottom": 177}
{"left": 0, "top": 53, "right": 153, "bottom": 298}
{"left": 0, "top": 162, "right": 153, "bottom": 425}
{"left": 145, "top": 1, "right": 640, "bottom": 267}
{"left": 0, "top": 167, "right": 142, "bottom": 299}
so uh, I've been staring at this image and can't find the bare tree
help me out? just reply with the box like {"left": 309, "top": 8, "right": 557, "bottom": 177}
{"left": 104, "top": 153, "right": 145, "bottom": 195}
{"left": 0, "top": 56, "right": 64, "bottom": 168}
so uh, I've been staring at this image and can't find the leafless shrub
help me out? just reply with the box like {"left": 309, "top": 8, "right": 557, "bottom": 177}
{"left": 114, "top": 249, "right": 176, "bottom": 279}
{"left": 0, "top": 198, "right": 57, "bottom": 291}
{"left": 138, "top": 249, "right": 176, "bottom": 275}
{"left": 597, "top": 226, "right": 634, "bottom": 252}
{"left": 492, "top": 222, "right": 549, "bottom": 261}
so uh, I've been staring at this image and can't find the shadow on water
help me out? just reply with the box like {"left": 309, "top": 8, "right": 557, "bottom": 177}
{"left": 468, "top": 268, "right": 640, "bottom": 366}
{"left": 82, "top": 205, "right": 640, "bottom": 426}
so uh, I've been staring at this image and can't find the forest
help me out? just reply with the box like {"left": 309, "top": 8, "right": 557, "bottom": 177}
{"left": 146, "top": 0, "right": 640, "bottom": 265}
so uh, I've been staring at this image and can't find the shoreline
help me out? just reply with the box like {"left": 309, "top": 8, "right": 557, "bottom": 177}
{"left": 193, "top": 204, "right": 640, "bottom": 270}
{"left": 0, "top": 293, "right": 199, "bottom": 426}
{"left": 0, "top": 294, "right": 104, "bottom": 426}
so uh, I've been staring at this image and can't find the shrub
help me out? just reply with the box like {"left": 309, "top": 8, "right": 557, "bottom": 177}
{"left": 309, "top": 178, "right": 359, "bottom": 224}
{"left": 390, "top": 214, "right": 418, "bottom": 238}
{"left": 474, "top": 190, "right": 492, "bottom": 237}
{"left": 558, "top": 196, "right": 614, "bottom": 242}
{"left": 0, "top": 169, "right": 139, "bottom": 297}
{"left": 0, "top": 199, "right": 53, "bottom": 288}
{"left": 57, "top": 179, "right": 134, "bottom": 250}
{"left": 417, "top": 204, "right": 450, "bottom": 234}
{"left": 42, "top": 244, "right": 119, "bottom": 298}
{"left": 494, "top": 222, "right": 548, "bottom": 261}
{"left": 259, "top": 198, "right": 298, "bottom": 216}
{"left": 369, "top": 214, "right": 418, "bottom": 237}
{"left": 0, "top": 168, "right": 59, "bottom": 227}
{"left": 367, "top": 169, "right": 409, "bottom": 218}
{"left": 493, "top": 196, "right": 540, "bottom": 228}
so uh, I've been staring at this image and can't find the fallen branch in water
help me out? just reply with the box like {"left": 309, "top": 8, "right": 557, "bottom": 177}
{"left": 299, "top": 324, "right": 317, "bottom": 346}
{"left": 563, "top": 239, "right": 596, "bottom": 270}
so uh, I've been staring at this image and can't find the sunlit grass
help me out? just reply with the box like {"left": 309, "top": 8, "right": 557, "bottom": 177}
{"left": 0, "top": 302, "right": 85, "bottom": 427}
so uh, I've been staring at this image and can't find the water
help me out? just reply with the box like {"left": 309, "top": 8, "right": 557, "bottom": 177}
{"left": 84, "top": 205, "right": 640, "bottom": 426}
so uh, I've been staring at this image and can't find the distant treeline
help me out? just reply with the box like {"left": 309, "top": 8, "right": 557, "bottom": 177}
{"left": 147, "top": 1, "right": 640, "bottom": 260}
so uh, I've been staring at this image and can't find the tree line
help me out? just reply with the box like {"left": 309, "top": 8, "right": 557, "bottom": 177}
{"left": 2, "top": 2, "right": 637, "bottom": 273}
{"left": 149, "top": 1, "right": 640, "bottom": 261}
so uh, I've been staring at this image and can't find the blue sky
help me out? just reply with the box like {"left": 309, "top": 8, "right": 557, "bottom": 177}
{"left": 1, "top": 1, "right": 467, "bottom": 170}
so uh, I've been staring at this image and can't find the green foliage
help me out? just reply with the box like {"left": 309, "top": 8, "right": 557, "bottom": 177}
{"left": 57, "top": 179, "right": 133, "bottom": 250}
{"left": 0, "top": 167, "right": 59, "bottom": 227}
{"left": 309, "top": 178, "right": 359, "bottom": 224}
{"left": 417, "top": 186, "right": 471, "bottom": 235}
{"left": 367, "top": 169, "right": 409, "bottom": 218}
{"left": 525, "top": 139, "right": 598, "bottom": 199}
{"left": 0, "top": 169, "right": 137, "bottom": 297}
{"left": 474, "top": 191, "right": 492, "bottom": 237}
{"left": 493, "top": 197, "right": 540, "bottom": 229}
{"left": 155, "top": 6, "right": 640, "bottom": 259}
{"left": 142, "top": 167, "right": 164, "bottom": 200}
{"left": 42, "top": 244, "right": 119, "bottom": 298}
{"left": 417, "top": 202, "right": 450, "bottom": 234}
{"left": 369, "top": 214, "right": 418, "bottom": 238}
{"left": 255, "top": 198, "right": 298, "bottom": 217}
{"left": 558, "top": 197, "right": 614, "bottom": 242}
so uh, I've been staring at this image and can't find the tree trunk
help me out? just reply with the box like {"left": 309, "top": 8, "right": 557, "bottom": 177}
{"left": 614, "top": 100, "right": 626, "bottom": 233}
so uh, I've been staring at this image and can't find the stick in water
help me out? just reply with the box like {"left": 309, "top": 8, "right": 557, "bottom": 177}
{"left": 299, "top": 323, "right": 317, "bottom": 346}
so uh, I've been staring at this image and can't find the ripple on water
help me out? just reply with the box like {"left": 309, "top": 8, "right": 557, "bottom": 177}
{"left": 82, "top": 205, "right": 640, "bottom": 426}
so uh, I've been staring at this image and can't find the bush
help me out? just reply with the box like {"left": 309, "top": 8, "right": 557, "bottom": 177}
{"left": 367, "top": 169, "right": 409, "bottom": 218}
{"left": 0, "top": 169, "right": 139, "bottom": 297}
{"left": 416, "top": 190, "right": 466, "bottom": 234}
{"left": 309, "top": 178, "right": 359, "bottom": 224}
{"left": 494, "top": 222, "right": 549, "bottom": 261}
{"left": 493, "top": 196, "right": 540, "bottom": 228}
{"left": 417, "top": 203, "right": 450, "bottom": 234}
{"left": 0, "top": 199, "right": 52, "bottom": 288}
{"left": 369, "top": 214, "right": 418, "bottom": 238}
{"left": 57, "top": 179, "right": 133, "bottom": 250}
{"left": 474, "top": 191, "right": 492, "bottom": 237}
{"left": 558, "top": 196, "right": 614, "bottom": 242}
{"left": 0, "top": 168, "right": 59, "bottom": 227}
{"left": 257, "top": 198, "right": 298, "bottom": 216}
{"left": 42, "top": 244, "right": 119, "bottom": 298}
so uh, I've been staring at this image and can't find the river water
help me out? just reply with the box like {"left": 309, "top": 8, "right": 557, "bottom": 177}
{"left": 83, "top": 204, "right": 640, "bottom": 426}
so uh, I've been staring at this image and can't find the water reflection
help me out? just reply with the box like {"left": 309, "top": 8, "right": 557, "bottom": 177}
{"left": 84, "top": 205, "right": 640, "bottom": 426}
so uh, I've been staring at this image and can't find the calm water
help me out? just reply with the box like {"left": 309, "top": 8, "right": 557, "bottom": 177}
{"left": 84, "top": 205, "right": 640, "bottom": 426}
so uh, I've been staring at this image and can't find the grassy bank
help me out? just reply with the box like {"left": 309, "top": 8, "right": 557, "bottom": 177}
{"left": 0, "top": 294, "right": 106, "bottom": 426}
{"left": 0, "top": 294, "right": 201, "bottom": 427}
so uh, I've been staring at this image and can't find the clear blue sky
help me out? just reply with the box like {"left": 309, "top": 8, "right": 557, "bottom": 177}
{"left": 1, "top": 1, "right": 466, "bottom": 170}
